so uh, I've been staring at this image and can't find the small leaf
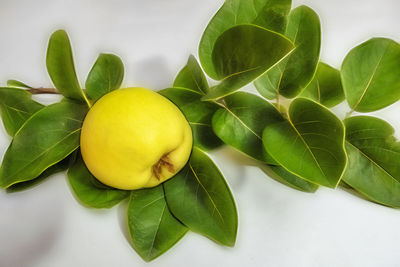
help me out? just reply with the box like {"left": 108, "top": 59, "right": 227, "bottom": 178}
{"left": 164, "top": 147, "right": 237, "bottom": 246}
{"left": 7, "top": 80, "right": 32, "bottom": 89}
{"left": 261, "top": 164, "right": 318, "bottom": 193}
{"left": 159, "top": 87, "right": 222, "bottom": 151}
{"left": 85, "top": 53, "right": 124, "bottom": 101}
{"left": 199, "top": 0, "right": 292, "bottom": 79}
{"left": 128, "top": 185, "right": 188, "bottom": 262}
{"left": 67, "top": 153, "right": 129, "bottom": 208}
{"left": 174, "top": 55, "right": 209, "bottom": 94}
{"left": 6, "top": 156, "right": 70, "bottom": 193}
{"left": 342, "top": 116, "right": 400, "bottom": 207}
{"left": 263, "top": 98, "right": 347, "bottom": 188}
{"left": 0, "top": 87, "right": 44, "bottom": 136}
{"left": 202, "top": 24, "right": 294, "bottom": 100}
{"left": 341, "top": 38, "right": 400, "bottom": 112}
{"left": 255, "top": 5, "right": 321, "bottom": 99}
{"left": 46, "top": 30, "right": 89, "bottom": 104}
{"left": 0, "top": 99, "right": 88, "bottom": 188}
{"left": 212, "top": 92, "right": 282, "bottom": 164}
{"left": 300, "top": 62, "right": 344, "bottom": 107}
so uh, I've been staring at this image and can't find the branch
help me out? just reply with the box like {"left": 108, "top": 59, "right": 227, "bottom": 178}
{"left": 28, "top": 88, "right": 60, "bottom": 94}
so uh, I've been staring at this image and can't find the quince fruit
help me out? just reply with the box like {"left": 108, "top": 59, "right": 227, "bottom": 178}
{"left": 80, "top": 87, "right": 192, "bottom": 190}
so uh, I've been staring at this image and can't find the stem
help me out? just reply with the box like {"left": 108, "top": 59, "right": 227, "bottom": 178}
{"left": 28, "top": 87, "right": 60, "bottom": 94}
{"left": 345, "top": 110, "right": 354, "bottom": 119}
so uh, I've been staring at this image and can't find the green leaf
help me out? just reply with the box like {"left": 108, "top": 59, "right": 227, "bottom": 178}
{"left": 85, "top": 53, "right": 124, "bottom": 101}
{"left": 255, "top": 5, "right": 321, "bottom": 99}
{"left": 174, "top": 55, "right": 209, "bottom": 94}
{"left": 128, "top": 185, "right": 188, "bottom": 262}
{"left": 46, "top": 30, "right": 89, "bottom": 105}
{"left": 300, "top": 62, "right": 344, "bottom": 107}
{"left": 164, "top": 147, "right": 237, "bottom": 246}
{"left": 0, "top": 99, "right": 88, "bottom": 188}
{"left": 342, "top": 116, "right": 400, "bottom": 207}
{"left": 202, "top": 24, "right": 294, "bottom": 100}
{"left": 159, "top": 87, "right": 222, "bottom": 151}
{"left": 67, "top": 153, "right": 129, "bottom": 208}
{"left": 7, "top": 80, "right": 32, "bottom": 88}
{"left": 261, "top": 164, "right": 318, "bottom": 193}
{"left": 6, "top": 156, "right": 70, "bottom": 193}
{"left": 212, "top": 92, "right": 282, "bottom": 164}
{"left": 199, "top": 0, "right": 292, "bottom": 79}
{"left": 341, "top": 38, "right": 400, "bottom": 112}
{"left": 0, "top": 87, "right": 44, "bottom": 136}
{"left": 262, "top": 98, "right": 347, "bottom": 188}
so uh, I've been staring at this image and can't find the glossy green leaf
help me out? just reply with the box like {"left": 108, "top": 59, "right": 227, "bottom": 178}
{"left": 7, "top": 80, "right": 32, "bottom": 89}
{"left": 46, "top": 30, "right": 89, "bottom": 105}
{"left": 202, "top": 24, "right": 294, "bottom": 100}
{"left": 341, "top": 38, "right": 400, "bottom": 112}
{"left": 0, "top": 99, "right": 88, "bottom": 188}
{"left": 164, "top": 147, "right": 237, "bottom": 246}
{"left": 6, "top": 157, "right": 70, "bottom": 193}
{"left": 0, "top": 87, "right": 44, "bottom": 136}
{"left": 263, "top": 98, "right": 347, "bottom": 188}
{"left": 174, "top": 55, "right": 209, "bottom": 94}
{"left": 85, "top": 53, "right": 124, "bottom": 101}
{"left": 212, "top": 92, "right": 282, "bottom": 163}
{"left": 255, "top": 6, "right": 321, "bottom": 99}
{"left": 262, "top": 164, "right": 318, "bottom": 193}
{"left": 199, "top": 0, "right": 292, "bottom": 79}
{"left": 67, "top": 153, "right": 129, "bottom": 208}
{"left": 300, "top": 62, "right": 344, "bottom": 107}
{"left": 128, "top": 185, "right": 188, "bottom": 262}
{"left": 159, "top": 87, "right": 222, "bottom": 151}
{"left": 342, "top": 116, "right": 400, "bottom": 207}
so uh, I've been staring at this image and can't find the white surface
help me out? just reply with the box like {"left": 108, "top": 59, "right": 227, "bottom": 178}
{"left": 0, "top": 0, "right": 400, "bottom": 266}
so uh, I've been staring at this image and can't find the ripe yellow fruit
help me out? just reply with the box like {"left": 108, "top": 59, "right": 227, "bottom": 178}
{"left": 80, "top": 87, "right": 193, "bottom": 190}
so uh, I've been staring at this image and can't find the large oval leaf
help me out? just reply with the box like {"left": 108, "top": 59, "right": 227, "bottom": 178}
{"left": 46, "top": 30, "right": 89, "bottom": 105}
{"left": 255, "top": 5, "right": 321, "bottom": 99}
{"left": 202, "top": 24, "right": 294, "bottom": 100}
{"left": 0, "top": 99, "right": 88, "bottom": 188}
{"left": 300, "top": 62, "right": 344, "bottom": 107}
{"left": 262, "top": 164, "right": 318, "bottom": 193}
{"left": 174, "top": 55, "right": 209, "bottom": 94}
{"left": 159, "top": 87, "right": 222, "bottom": 151}
{"left": 164, "top": 147, "right": 237, "bottom": 246}
{"left": 212, "top": 91, "right": 282, "bottom": 164}
{"left": 6, "top": 156, "right": 70, "bottom": 193}
{"left": 85, "top": 53, "right": 124, "bottom": 101}
{"left": 341, "top": 38, "right": 400, "bottom": 112}
{"left": 342, "top": 116, "right": 400, "bottom": 207}
{"left": 0, "top": 87, "right": 44, "bottom": 136}
{"left": 67, "top": 153, "right": 129, "bottom": 208}
{"left": 199, "top": 0, "right": 292, "bottom": 79}
{"left": 263, "top": 98, "right": 347, "bottom": 188}
{"left": 128, "top": 185, "right": 188, "bottom": 262}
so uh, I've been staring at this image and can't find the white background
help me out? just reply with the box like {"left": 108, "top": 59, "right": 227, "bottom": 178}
{"left": 1, "top": 0, "right": 400, "bottom": 266}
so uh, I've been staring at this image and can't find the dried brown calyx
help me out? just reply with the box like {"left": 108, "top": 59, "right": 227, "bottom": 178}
{"left": 153, "top": 154, "right": 175, "bottom": 180}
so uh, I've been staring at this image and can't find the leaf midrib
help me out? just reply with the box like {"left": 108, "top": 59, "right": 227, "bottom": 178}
{"left": 189, "top": 164, "right": 225, "bottom": 224}
{"left": 351, "top": 44, "right": 388, "bottom": 111}
{"left": 4, "top": 127, "right": 81, "bottom": 183}
{"left": 147, "top": 202, "right": 166, "bottom": 260}
{"left": 287, "top": 118, "right": 328, "bottom": 182}
{"left": 346, "top": 140, "right": 400, "bottom": 185}
{"left": 223, "top": 106, "right": 261, "bottom": 140}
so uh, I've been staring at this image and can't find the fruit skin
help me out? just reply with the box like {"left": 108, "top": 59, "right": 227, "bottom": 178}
{"left": 80, "top": 87, "right": 193, "bottom": 190}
